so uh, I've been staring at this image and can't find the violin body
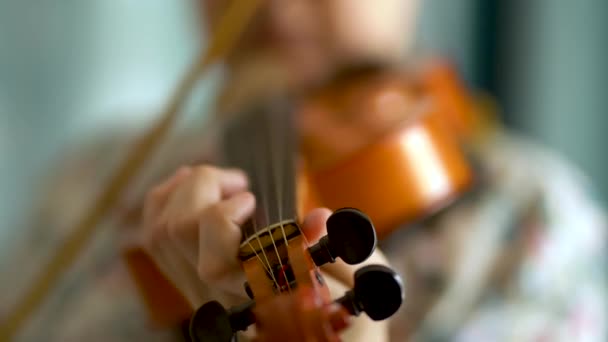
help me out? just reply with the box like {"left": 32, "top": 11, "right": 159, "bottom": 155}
{"left": 307, "top": 108, "right": 473, "bottom": 238}
{"left": 298, "top": 61, "right": 475, "bottom": 238}
{"left": 124, "top": 59, "right": 475, "bottom": 338}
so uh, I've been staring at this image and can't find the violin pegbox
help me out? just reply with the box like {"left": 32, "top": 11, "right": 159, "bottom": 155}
{"left": 189, "top": 208, "right": 404, "bottom": 342}
{"left": 311, "top": 208, "right": 404, "bottom": 321}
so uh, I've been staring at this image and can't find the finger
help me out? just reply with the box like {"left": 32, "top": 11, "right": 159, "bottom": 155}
{"left": 301, "top": 207, "right": 332, "bottom": 243}
{"left": 169, "top": 191, "right": 255, "bottom": 267}
{"left": 143, "top": 166, "right": 192, "bottom": 224}
{"left": 189, "top": 165, "right": 249, "bottom": 203}
{"left": 301, "top": 208, "right": 355, "bottom": 286}
{"left": 216, "top": 191, "right": 257, "bottom": 225}
{"left": 217, "top": 167, "right": 250, "bottom": 198}
{"left": 161, "top": 166, "right": 249, "bottom": 229}
{"left": 195, "top": 192, "right": 255, "bottom": 293}
{"left": 156, "top": 166, "right": 194, "bottom": 198}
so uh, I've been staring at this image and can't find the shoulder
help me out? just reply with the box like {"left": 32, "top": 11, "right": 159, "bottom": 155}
{"left": 477, "top": 130, "right": 607, "bottom": 260}
{"left": 476, "top": 130, "right": 607, "bottom": 305}
{"left": 478, "top": 130, "right": 604, "bottom": 212}
{"left": 415, "top": 130, "right": 608, "bottom": 341}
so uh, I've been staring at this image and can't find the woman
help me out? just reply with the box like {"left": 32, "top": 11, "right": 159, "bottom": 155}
{"left": 5, "top": 0, "right": 606, "bottom": 341}
{"left": 141, "top": 0, "right": 607, "bottom": 341}
{"left": 138, "top": 1, "right": 418, "bottom": 340}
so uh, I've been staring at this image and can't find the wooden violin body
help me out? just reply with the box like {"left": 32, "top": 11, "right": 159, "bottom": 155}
{"left": 298, "top": 60, "right": 475, "bottom": 238}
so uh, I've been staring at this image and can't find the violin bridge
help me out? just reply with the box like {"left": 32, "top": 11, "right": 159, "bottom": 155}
{"left": 239, "top": 220, "right": 302, "bottom": 298}
{"left": 238, "top": 220, "right": 300, "bottom": 261}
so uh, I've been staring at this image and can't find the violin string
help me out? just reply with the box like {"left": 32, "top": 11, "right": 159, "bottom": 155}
{"left": 252, "top": 218, "right": 280, "bottom": 289}
{"left": 279, "top": 109, "right": 313, "bottom": 249}
{"left": 272, "top": 105, "right": 317, "bottom": 283}
{"left": 269, "top": 108, "right": 293, "bottom": 292}
{"left": 273, "top": 112, "right": 295, "bottom": 292}
{"left": 246, "top": 128, "right": 279, "bottom": 290}
{"left": 245, "top": 239, "right": 272, "bottom": 276}
{"left": 271, "top": 103, "right": 313, "bottom": 273}
{"left": 258, "top": 180, "right": 284, "bottom": 291}
{"left": 266, "top": 106, "right": 295, "bottom": 289}
{"left": 270, "top": 107, "right": 290, "bottom": 248}
{"left": 240, "top": 202, "right": 272, "bottom": 277}
{"left": 257, "top": 119, "right": 291, "bottom": 294}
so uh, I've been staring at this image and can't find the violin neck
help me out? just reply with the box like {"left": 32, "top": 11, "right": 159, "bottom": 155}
{"left": 220, "top": 96, "right": 299, "bottom": 239}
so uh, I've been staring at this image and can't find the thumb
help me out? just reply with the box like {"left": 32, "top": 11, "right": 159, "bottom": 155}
{"left": 301, "top": 208, "right": 332, "bottom": 243}
{"left": 197, "top": 191, "right": 255, "bottom": 286}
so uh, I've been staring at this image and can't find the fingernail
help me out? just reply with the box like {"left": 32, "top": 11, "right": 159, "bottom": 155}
{"left": 225, "top": 167, "right": 248, "bottom": 179}
{"left": 235, "top": 191, "right": 255, "bottom": 205}
{"left": 228, "top": 192, "right": 256, "bottom": 224}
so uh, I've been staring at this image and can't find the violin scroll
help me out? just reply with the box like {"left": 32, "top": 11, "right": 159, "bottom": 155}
{"left": 189, "top": 208, "right": 404, "bottom": 342}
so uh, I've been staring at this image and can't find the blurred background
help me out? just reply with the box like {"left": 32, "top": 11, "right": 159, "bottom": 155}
{"left": 0, "top": 0, "right": 606, "bottom": 247}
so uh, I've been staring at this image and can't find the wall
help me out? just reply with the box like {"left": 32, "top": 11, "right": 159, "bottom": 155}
{"left": 0, "top": 1, "right": 201, "bottom": 244}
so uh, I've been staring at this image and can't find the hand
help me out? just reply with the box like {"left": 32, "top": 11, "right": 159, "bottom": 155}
{"left": 141, "top": 164, "right": 390, "bottom": 341}
{"left": 142, "top": 165, "right": 254, "bottom": 306}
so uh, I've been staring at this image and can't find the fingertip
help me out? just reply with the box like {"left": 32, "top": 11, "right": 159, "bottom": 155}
{"left": 303, "top": 208, "right": 332, "bottom": 227}
{"left": 301, "top": 208, "right": 332, "bottom": 242}
{"left": 235, "top": 191, "right": 256, "bottom": 209}
{"left": 225, "top": 167, "right": 249, "bottom": 182}
{"left": 222, "top": 191, "right": 256, "bottom": 225}
{"left": 220, "top": 168, "right": 251, "bottom": 196}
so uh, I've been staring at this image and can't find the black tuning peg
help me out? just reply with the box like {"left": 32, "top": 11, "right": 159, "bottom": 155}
{"left": 336, "top": 264, "right": 404, "bottom": 321}
{"left": 189, "top": 300, "right": 255, "bottom": 342}
{"left": 308, "top": 208, "right": 377, "bottom": 266}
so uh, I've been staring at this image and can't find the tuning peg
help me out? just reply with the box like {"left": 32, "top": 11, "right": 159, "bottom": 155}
{"left": 308, "top": 208, "right": 377, "bottom": 266}
{"left": 189, "top": 301, "right": 255, "bottom": 342}
{"left": 335, "top": 264, "right": 404, "bottom": 321}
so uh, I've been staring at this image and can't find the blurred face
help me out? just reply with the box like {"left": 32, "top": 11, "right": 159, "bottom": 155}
{"left": 200, "top": 0, "right": 419, "bottom": 84}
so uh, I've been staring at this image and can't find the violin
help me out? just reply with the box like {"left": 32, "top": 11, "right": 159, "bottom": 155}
{"left": 184, "top": 99, "right": 403, "bottom": 341}
{"left": 123, "top": 59, "right": 478, "bottom": 339}
{"left": 297, "top": 62, "right": 475, "bottom": 238}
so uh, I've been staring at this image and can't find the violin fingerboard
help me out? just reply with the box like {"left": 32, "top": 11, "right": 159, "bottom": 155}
{"left": 220, "top": 96, "right": 298, "bottom": 239}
